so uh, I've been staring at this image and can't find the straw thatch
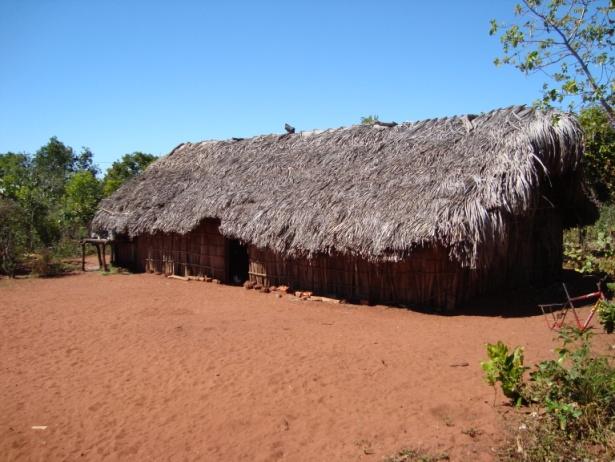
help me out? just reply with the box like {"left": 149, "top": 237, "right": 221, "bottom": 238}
{"left": 93, "top": 105, "right": 594, "bottom": 269}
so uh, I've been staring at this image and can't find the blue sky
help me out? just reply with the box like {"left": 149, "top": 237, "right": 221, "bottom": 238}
{"left": 0, "top": 1, "right": 546, "bottom": 170}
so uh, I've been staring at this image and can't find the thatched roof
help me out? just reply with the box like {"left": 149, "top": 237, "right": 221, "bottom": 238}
{"left": 93, "top": 105, "right": 595, "bottom": 267}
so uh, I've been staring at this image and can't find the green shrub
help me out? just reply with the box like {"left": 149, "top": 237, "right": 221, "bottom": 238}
{"left": 481, "top": 341, "right": 528, "bottom": 405}
{"left": 31, "top": 249, "right": 65, "bottom": 277}
{"left": 564, "top": 205, "right": 615, "bottom": 280}
{"left": 597, "top": 299, "right": 615, "bottom": 334}
{"left": 486, "top": 329, "right": 615, "bottom": 460}
{"left": 52, "top": 236, "right": 84, "bottom": 259}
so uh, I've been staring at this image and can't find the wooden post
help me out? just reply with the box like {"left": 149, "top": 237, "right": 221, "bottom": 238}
{"left": 81, "top": 242, "right": 86, "bottom": 271}
{"left": 102, "top": 243, "right": 108, "bottom": 272}
{"left": 96, "top": 244, "right": 103, "bottom": 270}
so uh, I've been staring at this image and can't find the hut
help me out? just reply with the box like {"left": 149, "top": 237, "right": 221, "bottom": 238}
{"left": 92, "top": 106, "right": 596, "bottom": 310}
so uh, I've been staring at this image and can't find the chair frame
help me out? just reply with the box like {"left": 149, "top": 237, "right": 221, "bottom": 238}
{"left": 539, "top": 282, "right": 606, "bottom": 332}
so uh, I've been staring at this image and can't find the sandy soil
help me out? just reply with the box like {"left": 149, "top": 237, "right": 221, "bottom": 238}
{"left": 1, "top": 269, "right": 611, "bottom": 461}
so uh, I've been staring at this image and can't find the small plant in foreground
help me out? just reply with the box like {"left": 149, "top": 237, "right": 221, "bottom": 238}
{"left": 484, "top": 328, "right": 615, "bottom": 460}
{"left": 480, "top": 341, "right": 528, "bottom": 405}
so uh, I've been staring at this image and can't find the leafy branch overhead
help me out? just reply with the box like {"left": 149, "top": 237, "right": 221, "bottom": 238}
{"left": 490, "top": 0, "right": 614, "bottom": 124}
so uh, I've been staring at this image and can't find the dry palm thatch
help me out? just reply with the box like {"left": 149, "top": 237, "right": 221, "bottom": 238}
{"left": 93, "top": 105, "right": 594, "bottom": 268}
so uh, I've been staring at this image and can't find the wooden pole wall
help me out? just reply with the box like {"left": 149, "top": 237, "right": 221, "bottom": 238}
{"left": 107, "top": 208, "right": 565, "bottom": 310}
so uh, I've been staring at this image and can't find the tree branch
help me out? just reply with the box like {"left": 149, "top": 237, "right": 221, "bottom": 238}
{"left": 567, "top": 4, "right": 587, "bottom": 43}
{"left": 522, "top": 0, "right": 614, "bottom": 124}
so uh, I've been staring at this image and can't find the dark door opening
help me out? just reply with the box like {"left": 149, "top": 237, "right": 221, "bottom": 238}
{"left": 228, "top": 239, "right": 249, "bottom": 284}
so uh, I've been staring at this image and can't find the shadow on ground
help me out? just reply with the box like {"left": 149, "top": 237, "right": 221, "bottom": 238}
{"left": 455, "top": 270, "right": 604, "bottom": 318}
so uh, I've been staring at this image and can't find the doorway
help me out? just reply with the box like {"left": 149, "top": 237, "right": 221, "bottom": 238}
{"left": 228, "top": 239, "right": 249, "bottom": 284}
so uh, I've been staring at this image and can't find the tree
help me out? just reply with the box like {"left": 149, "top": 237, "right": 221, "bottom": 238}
{"left": 13, "top": 171, "right": 53, "bottom": 249}
{"left": 490, "top": 0, "right": 614, "bottom": 124}
{"left": 32, "top": 137, "right": 76, "bottom": 201}
{"left": 102, "top": 152, "right": 157, "bottom": 197}
{"left": 1, "top": 151, "right": 49, "bottom": 249}
{"left": 64, "top": 171, "right": 102, "bottom": 231}
{"left": 579, "top": 106, "right": 615, "bottom": 201}
{"left": 75, "top": 147, "right": 99, "bottom": 176}
{"left": 0, "top": 198, "right": 26, "bottom": 276}
{"left": 1, "top": 138, "right": 103, "bottom": 250}
{"left": 1, "top": 139, "right": 106, "bottom": 261}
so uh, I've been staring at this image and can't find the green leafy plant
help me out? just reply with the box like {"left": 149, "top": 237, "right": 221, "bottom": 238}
{"left": 481, "top": 341, "right": 528, "bottom": 405}
{"left": 595, "top": 231, "right": 614, "bottom": 257}
{"left": 360, "top": 114, "right": 380, "bottom": 125}
{"left": 597, "top": 299, "right": 615, "bottom": 333}
{"left": 579, "top": 107, "right": 615, "bottom": 203}
{"left": 490, "top": 328, "right": 615, "bottom": 460}
{"left": 563, "top": 241, "right": 597, "bottom": 273}
{"left": 563, "top": 206, "right": 615, "bottom": 280}
{"left": 544, "top": 399, "right": 582, "bottom": 430}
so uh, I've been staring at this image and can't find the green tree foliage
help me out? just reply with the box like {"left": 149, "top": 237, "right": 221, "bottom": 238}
{"left": 102, "top": 152, "right": 157, "bottom": 197}
{"left": 0, "top": 198, "right": 26, "bottom": 276}
{"left": 0, "top": 139, "right": 157, "bottom": 274}
{"left": 0, "top": 137, "right": 105, "bottom": 261}
{"left": 579, "top": 106, "right": 615, "bottom": 201}
{"left": 0, "top": 152, "right": 30, "bottom": 200}
{"left": 32, "top": 136, "right": 77, "bottom": 201}
{"left": 75, "top": 147, "right": 99, "bottom": 176}
{"left": 64, "top": 171, "right": 103, "bottom": 230}
{"left": 1, "top": 152, "right": 51, "bottom": 249}
{"left": 490, "top": 0, "right": 614, "bottom": 124}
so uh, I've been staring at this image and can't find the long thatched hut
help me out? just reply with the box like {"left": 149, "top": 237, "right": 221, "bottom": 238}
{"left": 93, "top": 106, "right": 596, "bottom": 310}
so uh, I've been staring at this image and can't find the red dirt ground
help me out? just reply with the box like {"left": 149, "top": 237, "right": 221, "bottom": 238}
{"left": 1, "top": 269, "right": 611, "bottom": 461}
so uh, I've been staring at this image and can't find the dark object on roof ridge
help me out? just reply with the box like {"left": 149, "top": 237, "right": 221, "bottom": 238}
{"left": 374, "top": 121, "right": 398, "bottom": 128}
{"left": 167, "top": 143, "right": 185, "bottom": 156}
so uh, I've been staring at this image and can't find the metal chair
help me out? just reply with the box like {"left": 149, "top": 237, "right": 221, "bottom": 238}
{"left": 539, "top": 281, "right": 606, "bottom": 332}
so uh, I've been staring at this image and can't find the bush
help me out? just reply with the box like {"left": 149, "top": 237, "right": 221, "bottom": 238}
{"left": 30, "top": 249, "right": 66, "bottom": 277}
{"left": 485, "top": 329, "right": 615, "bottom": 460}
{"left": 481, "top": 341, "right": 528, "bottom": 405}
{"left": 597, "top": 299, "right": 615, "bottom": 334}
{"left": 52, "top": 236, "right": 84, "bottom": 259}
{"left": 564, "top": 205, "right": 615, "bottom": 279}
